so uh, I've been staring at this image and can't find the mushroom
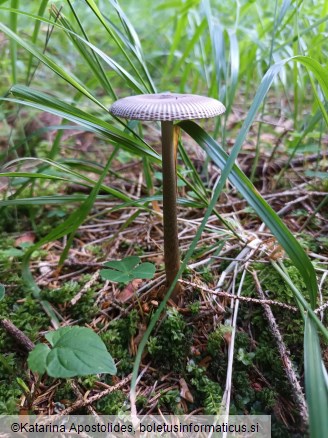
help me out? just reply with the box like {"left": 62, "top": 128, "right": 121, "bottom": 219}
{"left": 110, "top": 92, "right": 225, "bottom": 301}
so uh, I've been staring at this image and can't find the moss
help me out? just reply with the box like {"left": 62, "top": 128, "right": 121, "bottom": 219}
{"left": 188, "top": 301, "right": 201, "bottom": 315}
{"left": 96, "top": 390, "right": 128, "bottom": 414}
{"left": 136, "top": 395, "right": 148, "bottom": 410}
{"left": 0, "top": 353, "right": 26, "bottom": 414}
{"left": 41, "top": 276, "right": 98, "bottom": 323}
{"left": 54, "top": 381, "right": 75, "bottom": 404}
{"left": 147, "top": 308, "right": 191, "bottom": 373}
{"left": 207, "top": 325, "right": 232, "bottom": 356}
{"left": 101, "top": 310, "right": 140, "bottom": 375}
{"left": 158, "top": 389, "right": 183, "bottom": 414}
{"left": 41, "top": 281, "right": 80, "bottom": 304}
{"left": 198, "top": 267, "right": 215, "bottom": 283}
{"left": 186, "top": 360, "right": 222, "bottom": 414}
{"left": 79, "top": 375, "right": 98, "bottom": 390}
{"left": 0, "top": 385, "right": 21, "bottom": 414}
{"left": 70, "top": 290, "right": 98, "bottom": 323}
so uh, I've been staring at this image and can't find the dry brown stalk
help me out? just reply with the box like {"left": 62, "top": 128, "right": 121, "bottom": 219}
{"left": 179, "top": 279, "right": 298, "bottom": 312}
{"left": 0, "top": 318, "right": 35, "bottom": 352}
{"left": 70, "top": 270, "right": 100, "bottom": 306}
{"left": 252, "top": 271, "right": 309, "bottom": 430}
{"left": 61, "top": 375, "right": 132, "bottom": 415}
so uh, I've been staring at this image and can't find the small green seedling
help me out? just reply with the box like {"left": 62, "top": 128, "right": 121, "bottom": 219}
{"left": 100, "top": 256, "right": 155, "bottom": 284}
{"left": 28, "top": 326, "right": 116, "bottom": 378}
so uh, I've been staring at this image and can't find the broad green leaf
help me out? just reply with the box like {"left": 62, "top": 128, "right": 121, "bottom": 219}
{"left": 28, "top": 344, "right": 50, "bottom": 375}
{"left": 100, "top": 269, "right": 130, "bottom": 283}
{"left": 0, "top": 284, "right": 5, "bottom": 301}
{"left": 132, "top": 262, "right": 156, "bottom": 279}
{"left": 45, "top": 326, "right": 72, "bottom": 346}
{"left": 37, "top": 326, "right": 117, "bottom": 378}
{"left": 100, "top": 256, "right": 155, "bottom": 284}
{"left": 0, "top": 248, "right": 24, "bottom": 257}
{"left": 104, "top": 256, "right": 140, "bottom": 272}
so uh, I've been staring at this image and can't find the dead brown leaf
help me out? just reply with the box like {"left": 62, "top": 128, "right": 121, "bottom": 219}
{"left": 15, "top": 232, "right": 35, "bottom": 247}
{"left": 179, "top": 378, "right": 194, "bottom": 403}
{"left": 115, "top": 279, "right": 142, "bottom": 303}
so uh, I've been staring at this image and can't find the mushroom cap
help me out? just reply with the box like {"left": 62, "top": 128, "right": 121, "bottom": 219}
{"left": 110, "top": 92, "right": 226, "bottom": 121}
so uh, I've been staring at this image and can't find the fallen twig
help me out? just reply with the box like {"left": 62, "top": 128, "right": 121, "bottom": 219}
{"left": 61, "top": 374, "right": 132, "bottom": 415}
{"left": 0, "top": 319, "right": 35, "bottom": 352}
{"left": 179, "top": 279, "right": 298, "bottom": 312}
{"left": 252, "top": 271, "right": 309, "bottom": 430}
{"left": 70, "top": 271, "right": 100, "bottom": 306}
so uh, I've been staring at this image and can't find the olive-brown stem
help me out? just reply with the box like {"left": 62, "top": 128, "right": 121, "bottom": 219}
{"left": 161, "top": 121, "right": 181, "bottom": 301}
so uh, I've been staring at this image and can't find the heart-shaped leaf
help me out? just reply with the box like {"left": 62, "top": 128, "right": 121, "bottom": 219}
{"left": 100, "top": 256, "right": 155, "bottom": 284}
{"left": 28, "top": 326, "right": 116, "bottom": 378}
{"left": 28, "top": 343, "right": 50, "bottom": 374}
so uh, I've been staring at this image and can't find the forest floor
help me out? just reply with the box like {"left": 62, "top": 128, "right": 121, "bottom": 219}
{"left": 1, "top": 112, "right": 328, "bottom": 437}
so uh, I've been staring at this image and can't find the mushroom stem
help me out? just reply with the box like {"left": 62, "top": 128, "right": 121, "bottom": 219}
{"left": 161, "top": 121, "right": 181, "bottom": 300}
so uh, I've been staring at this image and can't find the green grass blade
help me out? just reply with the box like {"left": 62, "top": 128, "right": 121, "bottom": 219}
{"left": 3, "top": 86, "right": 160, "bottom": 162}
{"left": 170, "top": 18, "right": 207, "bottom": 78}
{"left": 0, "top": 195, "right": 111, "bottom": 206}
{"left": 0, "top": 21, "right": 105, "bottom": 108}
{"left": 9, "top": 0, "right": 18, "bottom": 83}
{"left": 202, "top": 0, "right": 226, "bottom": 98}
{"left": 226, "top": 29, "right": 239, "bottom": 115}
{"left": 180, "top": 120, "right": 318, "bottom": 308}
{"left": 294, "top": 55, "right": 328, "bottom": 100}
{"left": 1, "top": 156, "right": 132, "bottom": 201}
{"left": 0, "top": 11, "right": 147, "bottom": 96}
{"left": 26, "top": 0, "right": 48, "bottom": 82}
{"left": 0, "top": 172, "right": 67, "bottom": 181}
{"left": 51, "top": 3, "right": 116, "bottom": 99}
{"left": 21, "top": 149, "right": 115, "bottom": 297}
{"left": 108, "top": 0, "right": 156, "bottom": 92}
{"left": 178, "top": 141, "right": 208, "bottom": 198}
{"left": 84, "top": 0, "right": 152, "bottom": 92}
{"left": 304, "top": 317, "right": 328, "bottom": 438}
{"left": 164, "top": 11, "right": 188, "bottom": 78}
